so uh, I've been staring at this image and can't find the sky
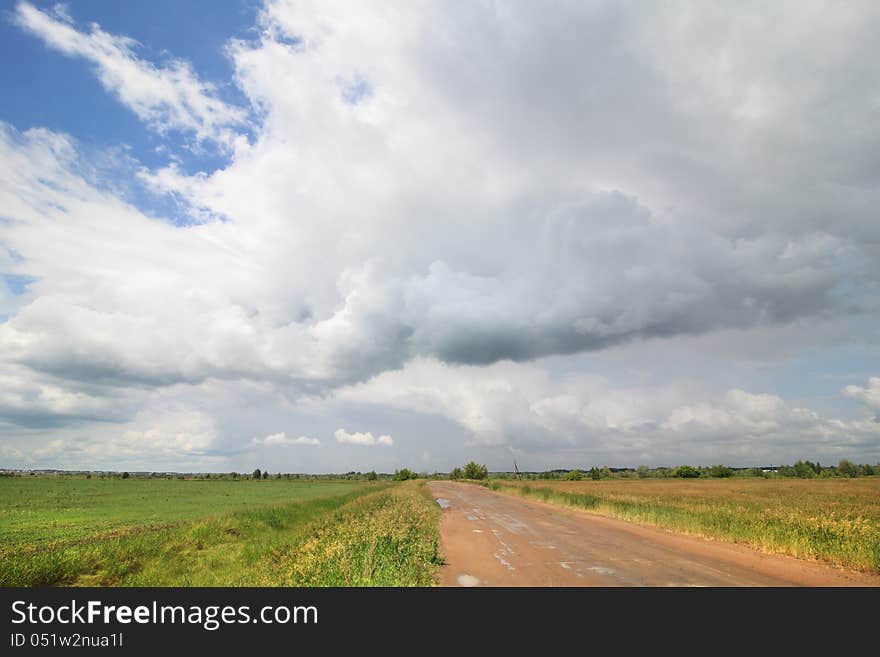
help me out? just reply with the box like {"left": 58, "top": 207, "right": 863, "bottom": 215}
{"left": 1, "top": 1, "right": 879, "bottom": 473}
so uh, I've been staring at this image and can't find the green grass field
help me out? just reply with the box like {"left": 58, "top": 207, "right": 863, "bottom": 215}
{"left": 489, "top": 477, "right": 880, "bottom": 572}
{"left": 0, "top": 477, "right": 442, "bottom": 586}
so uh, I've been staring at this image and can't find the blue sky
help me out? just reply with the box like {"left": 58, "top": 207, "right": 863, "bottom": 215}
{"left": 0, "top": 1, "right": 257, "bottom": 164}
{"left": 1, "top": 1, "right": 879, "bottom": 472}
{"left": 0, "top": 0, "right": 261, "bottom": 226}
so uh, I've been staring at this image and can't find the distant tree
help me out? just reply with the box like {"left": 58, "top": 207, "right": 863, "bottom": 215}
{"left": 450, "top": 467, "right": 463, "bottom": 481}
{"left": 366, "top": 470, "right": 378, "bottom": 481}
{"left": 565, "top": 469, "right": 584, "bottom": 481}
{"left": 709, "top": 465, "right": 734, "bottom": 478}
{"left": 463, "top": 461, "right": 488, "bottom": 480}
{"left": 262, "top": 470, "right": 269, "bottom": 480}
{"left": 85, "top": 473, "right": 91, "bottom": 479}
{"left": 792, "top": 461, "right": 816, "bottom": 478}
{"left": 837, "top": 459, "right": 859, "bottom": 478}
{"left": 673, "top": 465, "right": 701, "bottom": 478}
{"left": 121, "top": 471, "right": 130, "bottom": 479}
{"left": 589, "top": 466, "right": 612, "bottom": 479}
{"left": 394, "top": 468, "right": 415, "bottom": 481}
{"left": 252, "top": 468, "right": 262, "bottom": 480}
{"left": 636, "top": 465, "right": 650, "bottom": 479}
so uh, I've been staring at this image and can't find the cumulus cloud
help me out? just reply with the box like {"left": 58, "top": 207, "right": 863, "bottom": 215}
{"left": 14, "top": 2, "right": 246, "bottom": 146}
{"left": 844, "top": 378, "right": 880, "bottom": 419}
{"left": 252, "top": 431, "right": 320, "bottom": 446}
{"left": 118, "top": 408, "right": 216, "bottom": 455}
{"left": 338, "top": 358, "right": 880, "bottom": 464}
{"left": 334, "top": 429, "right": 392, "bottom": 447}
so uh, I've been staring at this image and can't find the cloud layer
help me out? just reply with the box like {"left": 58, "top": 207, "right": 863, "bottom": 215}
{"left": 1, "top": 1, "right": 879, "bottom": 469}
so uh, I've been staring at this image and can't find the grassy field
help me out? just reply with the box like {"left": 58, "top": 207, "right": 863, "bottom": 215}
{"left": 489, "top": 477, "right": 880, "bottom": 572}
{"left": 258, "top": 481, "right": 442, "bottom": 586}
{"left": 0, "top": 477, "right": 442, "bottom": 586}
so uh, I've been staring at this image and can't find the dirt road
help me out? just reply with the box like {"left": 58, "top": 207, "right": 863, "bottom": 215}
{"left": 428, "top": 481, "right": 880, "bottom": 587}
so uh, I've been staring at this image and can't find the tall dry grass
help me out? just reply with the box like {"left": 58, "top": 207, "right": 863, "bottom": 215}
{"left": 263, "top": 481, "right": 442, "bottom": 586}
{"left": 490, "top": 477, "right": 880, "bottom": 572}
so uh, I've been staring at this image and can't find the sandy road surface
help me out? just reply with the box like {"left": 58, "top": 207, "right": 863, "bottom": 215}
{"left": 429, "top": 481, "right": 880, "bottom": 587}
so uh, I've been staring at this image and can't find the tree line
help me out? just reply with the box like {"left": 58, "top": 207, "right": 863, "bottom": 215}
{"left": 7, "top": 458, "right": 876, "bottom": 481}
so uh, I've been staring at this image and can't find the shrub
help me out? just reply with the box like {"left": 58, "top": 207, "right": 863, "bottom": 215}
{"left": 565, "top": 469, "right": 584, "bottom": 481}
{"left": 394, "top": 468, "right": 415, "bottom": 481}
{"left": 450, "top": 467, "right": 463, "bottom": 480}
{"left": 252, "top": 469, "right": 261, "bottom": 480}
{"left": 708, "top": 465, "right": 733, "bottom": 478}
{"left": 463, "top": 462, "right": 488, "bottom": 480}
{"left": 793, "top": 461, "right": 816, "bottom": 478}
{"left": 588, "top": 466, "right": 612, "bottom": 480}
{"left": 673, "top": 465, "right": 701, "bottom": 478}
{"left": 121, "top": 472, "right": 130, "bottom": 480}
{"left": 366, "top": 471, "right": 378, "bottom": 481}
{"left": 837, "top": 459, "right": 860, "bottom": 478}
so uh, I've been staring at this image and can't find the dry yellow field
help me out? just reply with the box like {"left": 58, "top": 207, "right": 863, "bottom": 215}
{"left": 490, "top": 477, "right": 880, "bottom": 572}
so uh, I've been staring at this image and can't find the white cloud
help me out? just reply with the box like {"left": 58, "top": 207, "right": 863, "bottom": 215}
{"left": 14, "top": 2, "right": 246, "bottom": 146}
{"left": 338, "top": 358, "right": 880, "bottom": 464}
{"left": 0, "top": 121, "right": 863, "bottom": 399}
{"left": 252, "top": 431, "right": 320, "bottom": 446}
{"left": 119, "top": 408, "right": 216, "bottom": 455}
{"left": 334, "top": 429, "right": 392, "bottom": 447}
{"left": 4, "top": 405, "right": 222, "bottom": 470}
{"left": 33, "top": 438, "right": 66, "bottom": 459}
{"left": 844, "top": 378, "right": 880, "bottom": 416}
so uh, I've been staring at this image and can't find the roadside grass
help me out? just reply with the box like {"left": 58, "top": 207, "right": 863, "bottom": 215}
{"left": 488, "top": 477, "right": 880, "bottom": 572}
{"left": 262, "top": 481, "right": 443, "bottom": 586}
